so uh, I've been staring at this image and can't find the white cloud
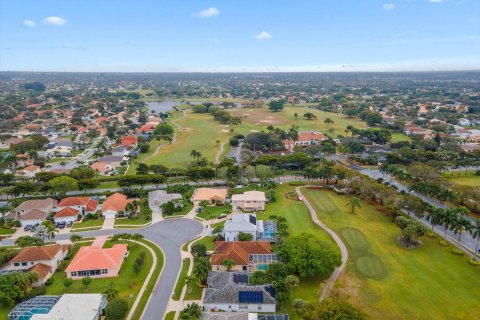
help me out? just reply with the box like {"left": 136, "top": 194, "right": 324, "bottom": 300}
{"left": 197, "top": 7, "right": 220, "bottom": 18}
{"left": 254, "top": 31, "right": 272, "bottom": 41}
{"left": 383, "top": 3, "right": 395, "bottom": 10}
{"left": 42, "top": 16, "right": 67, "bottom": 26}
{"left": 430, "top": 0, "right": 443, "bottom": 3}
{"left": 23, "top": 19, "right": 36, "bottom": 28}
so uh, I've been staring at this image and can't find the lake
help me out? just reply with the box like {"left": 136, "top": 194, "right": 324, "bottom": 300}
{"left": 146, "top": 101, "right": 181, "bottom": 113}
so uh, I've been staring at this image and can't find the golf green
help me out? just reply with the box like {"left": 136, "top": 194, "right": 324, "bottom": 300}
{"left": 341, "top": 227, "right": 370, "bottom": 252}
{"left": 356, "top": 255, "right": 388, "bottom": 280}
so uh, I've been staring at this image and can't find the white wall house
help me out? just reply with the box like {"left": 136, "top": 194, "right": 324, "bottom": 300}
{"left": 231, "top": 191, "right": 266, "bottom": 212}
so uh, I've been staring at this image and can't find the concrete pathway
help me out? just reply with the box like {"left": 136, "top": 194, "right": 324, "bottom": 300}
{"left": 102, "top": 216, "right": 115, "bottom": 230}
{"left": 214, "top": 142, "right": 226, "bottom": 164}
{"left": 296, "top": 186, "right": 349, "bottom": 300}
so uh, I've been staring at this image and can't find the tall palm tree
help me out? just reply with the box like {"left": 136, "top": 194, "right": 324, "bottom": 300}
{"left": 222, "top": 258, "right": 235, "bottom": 271}
{"left": 440, "top": 209, "right": 457, "bottom": 240}
{"left": 285, "top": 275, "right": 299, "bottom": 300}
{"left": 181, "top": 303, "right": 202, "bottom": 320}
{"left": 426, "top": 207, "right": 444, "bottom": 231}
{"left": 185, "top": 276, "right": 196, "bottom": 294}
{"left": 346, "top": 197, "right": 362, "bottom": 215}
{"left": 470, "top": 220, "right": 480, "bottom": 260}
{"left": 451, "top": 215, "right": 473, "bottom": 244}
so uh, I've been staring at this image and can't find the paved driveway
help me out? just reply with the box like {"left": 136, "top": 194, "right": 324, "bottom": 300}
{"left": 1, "top": 218, "right": 204, "bottom": 320}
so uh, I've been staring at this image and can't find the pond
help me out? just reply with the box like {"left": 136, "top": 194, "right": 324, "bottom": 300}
{"left": 146, "top": 101, "right": 181, "bottom": 113}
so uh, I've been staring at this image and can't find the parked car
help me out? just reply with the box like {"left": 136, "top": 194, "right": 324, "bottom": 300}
{"left": 218, "top": 214, "right": 227, "bottom": 219}
{"left": 66, "top": 221, "right": 73, "bottom": 228}
{"left": 58, "top": 222, "right": 66, "bottom": 229}
{"left": 23, "top": 225, "right": 31, "bottom": 231}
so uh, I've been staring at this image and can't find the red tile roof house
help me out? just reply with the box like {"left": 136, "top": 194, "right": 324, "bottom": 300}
{"left": 56, "top": 197, "right": 99, "bottom": 216}
{"left": 120, "top": 136, "right": 138, "bottom": 148}
{"left": 1, "top": 244, "right": 69, "bottom": 286}
{"left": 90, "top": 161, "right": 114, "bottom": 176}
{"left": 101, "top": 193, "right": 135, "bottom": 218}
{"left": 66, "top": 236, "right": 128, "bottom": 279}
{"left": 211, "top": 241, "right": 271, "bottom": 272}
{"left": 283, "top": 131, "right": 327, "bottom": 152}
{"left": 16, "top": 164, "right": 41, "bottom": 178}
{"left": 7, "top": 198, "right": 58, "bottom": 226}
{"left": 54, "top": 207, "right": 80, "bottom": 224}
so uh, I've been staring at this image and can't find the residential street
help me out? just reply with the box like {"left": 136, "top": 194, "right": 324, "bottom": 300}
{"left": 1, "top": 218, "right": 205, "bottom": 320}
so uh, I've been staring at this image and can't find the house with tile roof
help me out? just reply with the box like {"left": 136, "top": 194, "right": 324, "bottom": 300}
{"left": 90, "top": 161, "right": 114, "bottom": 176}
{"left": 120, "top": 136, "right": 138, "bottom": 147}
{"left": 101, "top": 193, "right": 135, "bottom": 218}
{"left": 283, "top": 131, "right": 327, "bottom": 152}
{"left": 191, "top": 188, "right": 228, "bottom": 205}
{"left": 204, "top": 271, "right": 276, "bottom": 313}
{"left": 66, "top": 237, "right": 128, "bottom": 279}
{"left": 54, "top": 207, "right": 80, "bottom": 223}
{"left": 211, "top": 241, "right": 272, "bottom": 272}
{"left": 7, "top": 198, "right": 58, "bottom": 226}
{"left": 17, "top": 165, "right": 41, "bottom": 178}
{"left": 56, "top": 197, "right": 98, "bottom": 216}
{"left": 231, "top": 191, "right": 266, "bottom": 211}
{"left": 1, "top": 244, "right": 69, "bottom": 286}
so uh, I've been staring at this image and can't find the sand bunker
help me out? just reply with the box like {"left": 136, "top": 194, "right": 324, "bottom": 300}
{"left": 221, "top": 129, "right": 230, "bottom": 132}
{"left": 251, "top": 130, "right": 259, "bottom": 132}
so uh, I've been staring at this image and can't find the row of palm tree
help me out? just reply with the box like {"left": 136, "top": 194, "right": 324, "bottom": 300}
{"left": 426, "top": 206, "right": 480, "bottom": 258}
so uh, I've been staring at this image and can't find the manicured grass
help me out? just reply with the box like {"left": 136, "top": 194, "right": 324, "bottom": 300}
{"left": 173, "top": 258, "right": 190, "bottom": 300}
{"left": 444, "top": 171, "right": 480, "bottom": 186}
{"left": 184, "top": 259, "right": 204, "bottom": 301}
{"left": 71, "top": 218, "right": 104, "bottom": 230}
{"left": 302, "top": 188, "right": 480, "bottom": 320}
{"left": 0, "top": 228, "right": 16, "bottom": 235}
{"left": 256, "top": 185, "right": 337, "bottom": 318}
{"left": 115, "top": 216, "right": 151, "bottom": 226}
{"left": 127, "top": 138, "right": 164, "bottom": 174}
{"left": 196, "top": 206, "right": 229, "bottom": 220}
{"left": 164, "top": 202, "right": 193, "bottom": 218}
{"left": 390, "top": 132, "right": 411, "bottom": 142}
{"left": 97, "top": 181, "right": 119, "bottom": 189}
{"left": 144, "top": 111, "right": 230, "bottom": 168}
{"left": 131, "top": 239, "right": 165, "bottom": 320}
{"left": 165, "top": 311, "right": 176, "bottom": 320}
{"left": 45, "top": 240, "right": 155, "bottom": 316}
{"left": 191, "top": 236, "right": 215, "bottom": 251}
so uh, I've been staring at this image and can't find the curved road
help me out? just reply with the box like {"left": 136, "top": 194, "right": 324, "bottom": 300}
{"left": 2, "top": 218, "right": 204, "bottom": 320}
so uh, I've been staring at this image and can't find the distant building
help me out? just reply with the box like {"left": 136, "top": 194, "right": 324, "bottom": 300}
{"left": 90, "top": 161, "right": 114, "bottom": 176}
{"left": 283, "top": 131, "right": 327, "bottom": 152}
{"left": 120, "top": 136, "right": 138, "bottom": 147}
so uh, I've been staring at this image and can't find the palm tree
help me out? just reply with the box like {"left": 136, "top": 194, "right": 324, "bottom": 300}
{"left": 43, "top": 221, "right": 58, "bottom": 241}
{"left": 285, "top": 275, "right": 299, "bottom": 300}
{"left": 470, "top": 220, "right": 480, "bottom": 260}
{"left": 181, "top": 303, "right": 202, "bottom": 320}
{"left": 451, "top": 215, "right": 473, "bottom": 245}
{"left": 222, "top": 258, "right": 235, "bottom": 271}
{"left": 440, "top": 209, "right": 457, "bottom": 240}
{"left": 426, "top": 207, "right": 443, "bottom": 231}
{"left": 346, "top": 197, "right": 361, "bottom": 214}
{"left": 103, "top": 283, "right": 119, "bottom": 300}
{"left": 185, "top": 275, "right": 196, "bottom": 294}
{"left": 190, "top": 150, "right": 201, "bottom": 160}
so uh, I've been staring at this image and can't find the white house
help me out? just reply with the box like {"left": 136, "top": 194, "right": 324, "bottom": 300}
{"left": 7, "top": 198, "right": 57, "bottom": 226}
{"left": 459, "top": 118, "right": 471, "bottom": 127}
{"left": 231, "top": 191, "right": 266, "bottom": 211}
{"left": 204, "top": 272, "right": 276, "bottom": 313}
{"left": 53, "top": 207, "right": 79, "bottom": 223}
{"left": 29, "top": 294, "right": 108, "bottom": 320}
{"left": 17, "top": 165, "right": 41, "bottom": 178}
{"left": 1, "top": 244, "right": 69, "bottom": 286}
{"left": 223, "top": 214, "right": 277, "bottom": 242}
{"left": 46, "top": 146, "right": 72, "bottom": 158}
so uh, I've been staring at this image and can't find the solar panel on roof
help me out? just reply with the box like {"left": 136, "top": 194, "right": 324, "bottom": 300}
{"left": 239, "top": 291, "right": 263, "bottom": 303}
{"left": 233, "top": 273, "right": 248, "bottom": 284}
{"left": 249, "top": 214, "right": 257, "bottom": 226}
{"left": 265, "top": 285, "right": 276, "bottom": 298}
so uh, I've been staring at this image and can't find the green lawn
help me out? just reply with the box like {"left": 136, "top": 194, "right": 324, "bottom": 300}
{"left": 196, "top": 205, "right": 230, "bottom": 220}
{"left": 173, "top": 258, "right": 190, "bottom": 300}
{"left": 0, "top": 228, "right": 16, "bottom": 235}
{"left": 115, "top": 216, "right": 150, "bottom": 226}
{"left": 444, "top": 171, "right": 480, "bottom": 187}
{"left": 390, "top": 132, "right": 411, "bottom": 142}
{"left": 191, "top": 236, "right": 215, "bottom": 251}
{"left": 302, "top": 188, "right": 480, "bottom": 320}
{"left": 71, "top": 218, "right": 104, "bottom": 230}
{"left": 256, "top": 185, "right": 337, "bottom": 318}
{"left": 164, "top": 202, "right": 193, "bottom": 218}
{"left": 165, "top": 311, "right": 176, "bottom": 320}
{"left": 143, "top": 111, "right": 230, "bottom": 168}
{"left": 184, "top": 258, "right": 204, "bottom": 301}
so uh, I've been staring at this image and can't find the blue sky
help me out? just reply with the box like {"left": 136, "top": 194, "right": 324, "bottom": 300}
{"left": 1, "top": 0, "right": 479, "bottom": 72}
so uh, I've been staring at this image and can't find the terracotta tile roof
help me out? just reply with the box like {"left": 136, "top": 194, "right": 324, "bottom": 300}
{"left": 23, "top": 165, "right": 40, "bottom": 172}
{"left": 10, "top": 245, "right": 69, "bottom": 263}
{"left": 101, "top": 193, "right": 132, "bottom": 213}
{"left": 66, "top": 242, "right": 128, "bottom": 272}
{"left": 91, "top": 162, "right": 108, "bottom": 173}
{"left": 58, "top": 197, "right": 98, "bottom": 212}
{"left": 27, "top": 263, "right": 52, "bottom": 279}
{"left": 54, "top": 207, "right": 79, "bottom": 218}
{"left": 192, "top": 188, "right": 228, "bottom": 202}
{"left": 211, "top": 241, "right": 271, "bottom": 266}
{"left": 120, "top": 136, "right": 138, "bottom": 146}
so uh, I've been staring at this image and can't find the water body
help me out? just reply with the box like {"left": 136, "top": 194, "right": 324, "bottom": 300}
{"left": 146, "top": 101, "right": 181, "bottom": 113}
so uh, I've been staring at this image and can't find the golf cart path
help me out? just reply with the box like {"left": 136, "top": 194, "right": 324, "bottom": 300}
{"left": 214, "top": 142, "right": 226, "bottom": 164}
{"left": 296, "top": 186, "right": 349, "bottom": 300}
